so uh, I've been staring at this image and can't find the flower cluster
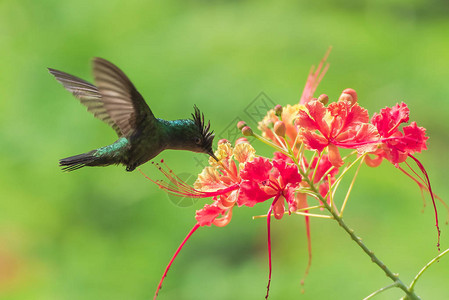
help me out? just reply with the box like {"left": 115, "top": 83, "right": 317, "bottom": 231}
{"left": 144, "top": 50, "right": 443, "bottom": 299}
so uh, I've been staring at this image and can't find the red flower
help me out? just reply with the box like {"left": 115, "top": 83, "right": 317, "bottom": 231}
{"left": 368, "top": 103, "right": 428, "bottom": 166}
{"left": 296, "top": 98, "right": 379, "bottom": 167}
{"left": 148, "top": 142, "right": 305, "bottom": 299}
{"left": 148, "top": 141, "right": 255, "bottom": 299}
{"left": 236, "top": 156, "right": 302, "bottom": 298}
{"left": 239, "top": 157, "right": 302, "bottom": 218}
{"left": 195, "top": 203, "right": 227, "bottom": 227}
{"left": 193, "top": 141, "right": 256, "bottom": 227}
{"left": 367, "top": 103, "right": 439, "bottom": 249}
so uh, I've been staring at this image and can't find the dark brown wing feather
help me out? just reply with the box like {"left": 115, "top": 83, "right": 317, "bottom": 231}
{"left": 48, "top": 68, "right": 122, "bottom": 135}
{"left": 49, "top": 58, "right": 154, "bottom": 137}
{"left": 92, "top": 57, "right": 154, "bottom": 137}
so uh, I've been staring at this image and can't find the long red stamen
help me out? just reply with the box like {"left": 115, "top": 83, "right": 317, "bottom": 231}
{"left": 265, "top": 196, "right": 280, "bottom": 299}
{"left": 154, "top": 223, "right": 200, "bottom": 299}
{"left": 300, "top": 214, "right": 312, "bottom": 289}
{"left": 408, "top": 154, "right": 440, "bottom": 250}
{"left": 404, "top": 160, "right": 426, "bottom": 185}
{"left": 398, "top": 165, "right": 427, "bottom": 209}
{"left": 398, "top": 165, "right": 449, "bottom": 223}
{"left": 139, "top": 167, "right": 238, "bottom": 198}
{"left": 331, "top": 133, "right": 423, "bottom": 150}
{"left": 331, "top": 135, "right": 422, "bottom": 151}
{"left": 332, "top": 139, "right": 379, "bottom": 149}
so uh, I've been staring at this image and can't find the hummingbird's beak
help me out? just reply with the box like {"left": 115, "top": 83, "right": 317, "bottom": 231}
{"left": 209, "top": 151, "right": 219, "bottom": 162}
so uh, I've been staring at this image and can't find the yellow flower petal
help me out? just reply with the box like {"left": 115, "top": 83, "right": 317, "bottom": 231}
{"left": 209, "top": 142, "right": 233, "bottom": 168}
{"left": 194, "top": 167, "right": 227, "bottom": 191}
{"left": 233, "top": 143, "right": 255, "bottom": 164}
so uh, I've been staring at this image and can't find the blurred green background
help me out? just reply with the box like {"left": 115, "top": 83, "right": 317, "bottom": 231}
{"left": 1, "top": 0, "right": 449, "bottom": 299}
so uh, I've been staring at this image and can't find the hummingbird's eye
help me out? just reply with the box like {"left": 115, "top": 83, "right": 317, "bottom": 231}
{"left": 194, "top": 137, "right": 202, "bottom": 145}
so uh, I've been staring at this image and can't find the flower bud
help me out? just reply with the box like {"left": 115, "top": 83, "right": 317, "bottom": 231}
{"left": 237, "top": 121, "right": 247, "bottom": 130}
{"left": 218, "top": 139, "right": 229, "bottom": 145}
{"left": 338, "top": 88, "right": 357, "bottom": 106}
{"left": 274, "top": 105, "right": 283, "bottom": 118}
{"left": 235, "top": 137, "right": 249, "bottom": 145}
{"left": 242, "top": 126, "right": 253, "bottom": 136}
{"left": 318, "top": 94, "right": 329, "bottom": 105}
{"left": 273, "top": 121, "right": 286, "bottom": 137}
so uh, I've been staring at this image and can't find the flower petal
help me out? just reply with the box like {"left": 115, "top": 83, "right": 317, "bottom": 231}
{"left": 233, "top": 142, "right": 256, "bottom": 164}
{"left": 194, "top": 167, "right": 228, "bottom": 191}
{"left": 195, "top": 204, "right": 225, "bottom": 227}
{"left": 299, "top": 130, "right": 329, "bottom": 152}
{"left": 297, "top": 100, "right": 328, "bottom": 134}
{"left": 401, "top": 122, "right": 428, "bottom": 153}
{"left": 240, "top": 157, "right": 272, "bottom": 182}
{"left": 272, "top": 159, "right": 302, "bottom": 186}
{"left": 371, "top": 102, "right": 410, "bottom": 137}
{"left": 273, "top": 196, "right": 286, "bottom": 219}
{"left": 238, "top": 180, "right": 272, "bottom": 207}
{"left": 328, "top": 144, "right": 344, "bottom": 167}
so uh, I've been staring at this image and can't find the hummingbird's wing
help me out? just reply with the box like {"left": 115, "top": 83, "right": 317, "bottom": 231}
{"left": 48, "top": 68, "right": 123, "bottom": 136}
{"left": 92, "top": 57, "right": 154, "bottom": 137}
{"left": 49, "top": 58, "right": 154, "bottom": 137}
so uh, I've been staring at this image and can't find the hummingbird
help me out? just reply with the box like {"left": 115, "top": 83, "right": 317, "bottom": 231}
{"left": 49, "top": 57, "right": 217, "bottom": 172}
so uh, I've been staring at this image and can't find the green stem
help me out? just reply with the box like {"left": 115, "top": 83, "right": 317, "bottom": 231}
{"left": 363, "top": 282, "right": 398, "bottom": 299}
{"left": 264, "top": 135, "right": 422, "bottom": 299}
{"left": 252, "top": 132, "right": 289, "bottom": 156}
{"left": 302, "top": 174, "right": 421, "bottom": 299}
{"left": 409, "top": 247, "right": 449, "bottom": 291}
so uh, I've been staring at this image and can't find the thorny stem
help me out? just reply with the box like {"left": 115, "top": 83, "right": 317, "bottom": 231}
{"left": 262, "top": 136, "right": 438, "bottom": 299}
{"left": 302, "top": 172, "right": 421, "bottom": 299}
{"left": 285, "top": 145, "right": 420, "bottom": 299}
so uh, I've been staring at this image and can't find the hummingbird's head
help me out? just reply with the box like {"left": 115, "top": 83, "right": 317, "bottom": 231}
{"left": 190, "top": 105, "right": 218, "bottom": 161}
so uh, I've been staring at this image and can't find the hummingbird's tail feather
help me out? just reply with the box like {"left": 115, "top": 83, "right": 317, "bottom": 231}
{"left": 59, "top": 151, "right": 98, "bottom": 172}
{"left": 60, "top": 138, "right": 130, "bottom": 171}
